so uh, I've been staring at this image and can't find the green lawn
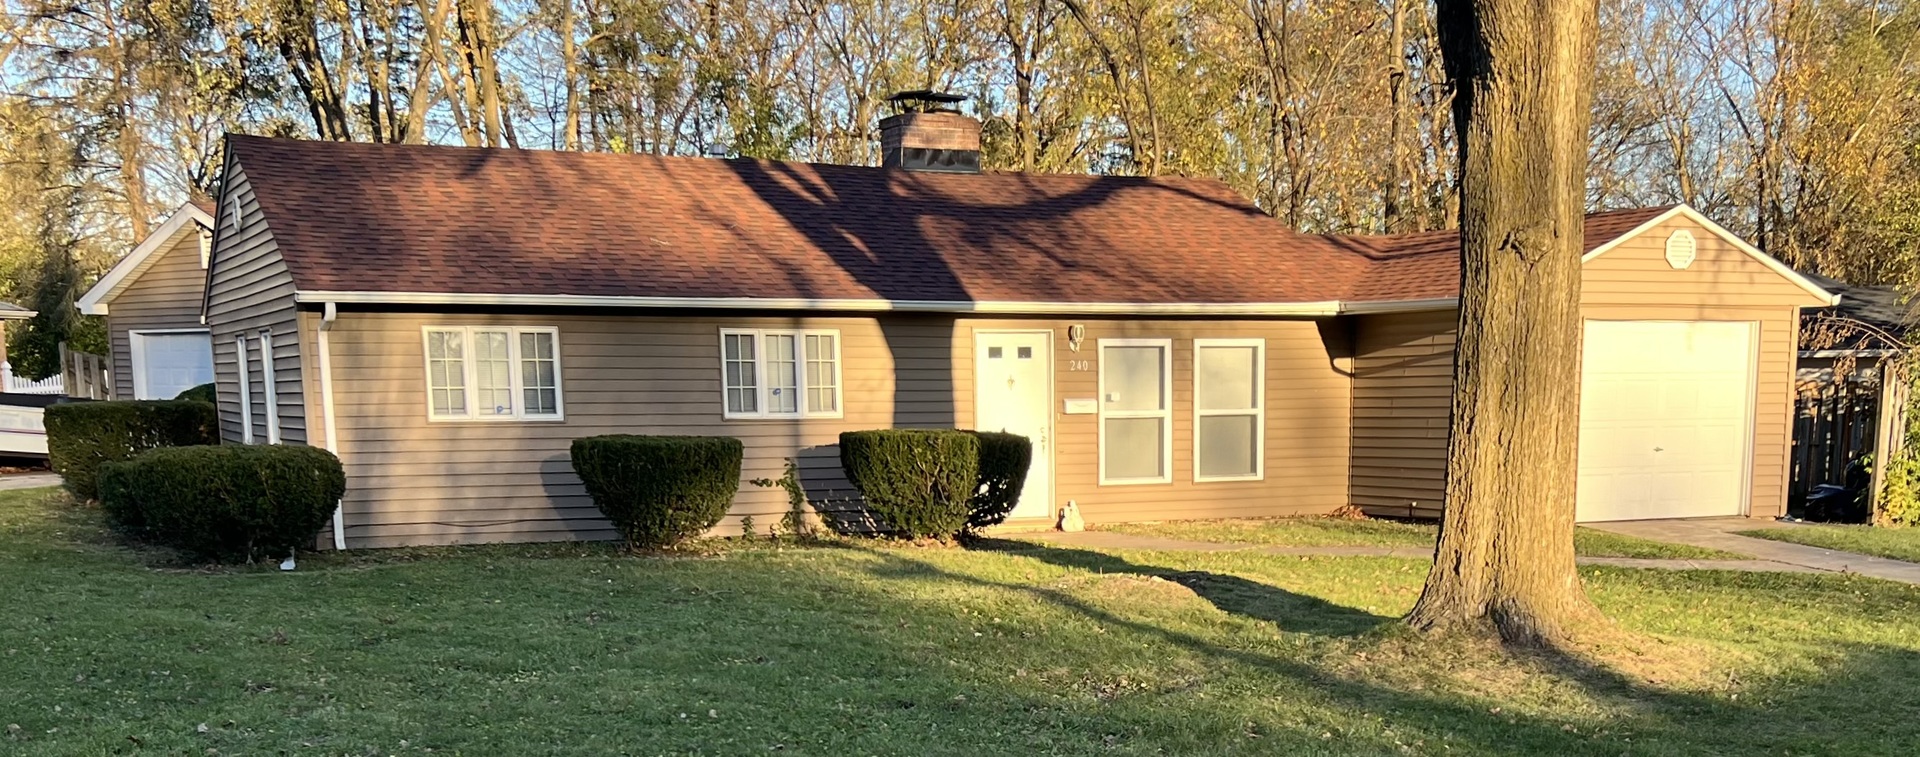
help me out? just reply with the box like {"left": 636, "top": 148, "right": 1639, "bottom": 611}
{"left": 1738, "top": 524, "right": 1920, "bottom": 564}
{"left": 1101, "top": 517, "right": 1749, "bottom": 560}
{"left": 5, "top": 487, "right": 1918, "bottom": 755}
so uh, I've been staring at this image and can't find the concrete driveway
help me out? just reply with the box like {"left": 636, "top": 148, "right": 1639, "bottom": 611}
{"left": 1585, "top": 518, "right": 1920, "bottom": 585}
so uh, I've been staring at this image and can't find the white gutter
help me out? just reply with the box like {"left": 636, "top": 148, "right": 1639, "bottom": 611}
{"left": 317, "top": 301, "right": 346, "bottom": 551}
{"left": 294, "top": 290, "right": 1463, "bottom": 317}
{"left": 1338, "top": 297, "right": 1459, "bottom": 314}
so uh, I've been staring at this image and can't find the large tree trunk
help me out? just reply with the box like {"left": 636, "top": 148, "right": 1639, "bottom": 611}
{"left": 1404, "top": 0, "right": 1602, "bottom": 646}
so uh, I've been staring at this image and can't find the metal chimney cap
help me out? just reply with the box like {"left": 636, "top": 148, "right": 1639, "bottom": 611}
{"left": 885, "top": 90, "right": 967, "bottom": 113}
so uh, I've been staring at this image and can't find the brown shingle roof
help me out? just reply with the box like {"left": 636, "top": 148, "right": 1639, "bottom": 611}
{"left": 224, "top": 135, "right": 1678, "bottom": 308}
{"left": 1335, "top": 205, "right": 1678, "bottom": 301}
{"left": 229, "top": 135, "right": 1370, "bottom": 305}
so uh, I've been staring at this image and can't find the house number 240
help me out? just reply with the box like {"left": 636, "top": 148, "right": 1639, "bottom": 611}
{"left": 1067, "top": 360, "right": 1092, "bottom": 372}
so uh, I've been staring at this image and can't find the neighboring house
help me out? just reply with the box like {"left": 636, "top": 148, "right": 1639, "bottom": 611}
{"left": 199, "top": 115, "right": 1837, "bottom": 549}
{"left": 1790, "top": 274, "right": 1915, "bottom": 506}
{"left": 1, "top": 301, "right": 51, "bottom": 456}
{"left": 76, "top": 201, "right": 217, "bottom": 400}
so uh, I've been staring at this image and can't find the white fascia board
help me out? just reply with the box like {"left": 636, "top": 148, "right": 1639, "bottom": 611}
{"left": 294, "top": 290, "right": 1350, "bottom": 317}
{"left": 0, "top": 309, "right": 37, "bottom": 320}
{"left": 1582, "top": 204, "right": 1840, "bottom": 306}
{"left": 77, "top": 203, "right": 216, "bottom": 315}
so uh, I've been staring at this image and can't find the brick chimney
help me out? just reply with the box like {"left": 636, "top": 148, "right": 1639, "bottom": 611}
{"left": 879, "top": 91, "right": 981, "bottom": 173}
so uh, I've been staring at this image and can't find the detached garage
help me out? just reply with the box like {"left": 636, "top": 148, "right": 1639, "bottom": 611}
{"left": 1350, "top": 205, "right": 1838, "bottom": 522}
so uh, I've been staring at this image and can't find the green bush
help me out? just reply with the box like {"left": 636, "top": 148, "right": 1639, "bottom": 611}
{"left": 45, "top": 400, "right": 219, "bottom": 501}
{"left": 97, "top": 445, "right": 345, "bottom": 562}
{"left": 570, "top": 435, "right": 744, "bottom": 548}
{"left": 839, "top": 429, "right": 980, "bottom": 539}
{"left": 966, "top": 431, "right": 1034, "bottom": 533}
{"left": 174, "top": 383, "right": 216, "bottom": 404}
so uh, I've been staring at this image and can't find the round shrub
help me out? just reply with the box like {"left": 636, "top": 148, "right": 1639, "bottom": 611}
{"left": 97, "top": 445, "right": 345, "bottom": 563}
{"left": 46, "top": 400, "right": 220, "bottom": 501}
{"left": 570, "top": 435, "right": 744, "bottom": 548}
{"left": 839, "top": 429, "right": 980, "bottom": 539}
{"left": 965, "top": 431, "right": 1034, "bottom": 533}
{"left": 173, "top": 383, "right": 216, "bottom": 404}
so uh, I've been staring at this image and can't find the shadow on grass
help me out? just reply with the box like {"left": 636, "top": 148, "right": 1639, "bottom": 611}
{"left": 851, "top": 543, "right": 1920, "bottom": 755}
{"left": 966, "top": 537, "right": 1386, "bottom": 636}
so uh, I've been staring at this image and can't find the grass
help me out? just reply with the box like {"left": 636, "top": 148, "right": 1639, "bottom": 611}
{"left": 1738, "top": 524, "right": 1920, "bottom": 564}
{"left": 5, "top": 487, "right": 1919, "bottom": 755}
{"left": 1101, "top": 517, "right": 1750, "bottom": 560}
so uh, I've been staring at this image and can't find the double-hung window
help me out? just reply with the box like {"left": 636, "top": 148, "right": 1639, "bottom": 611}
{"left": 422, "top": 326, "right": 563, "bottom": 421}
{"left": 1098, "top": 339, "right": 1172, "bottom": 484}
{"left": 721, "top": 329, "right": 842, "bottom": 418}
{"left": 1194, "top": 339, "right": 1264, "bottom": 481}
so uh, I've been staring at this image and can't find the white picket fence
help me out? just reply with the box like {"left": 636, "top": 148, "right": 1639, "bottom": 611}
{"left": 1, "top": 361, "right": 64, "bottom": 395}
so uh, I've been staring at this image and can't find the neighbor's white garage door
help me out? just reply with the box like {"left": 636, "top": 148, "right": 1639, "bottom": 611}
{"left": 1577, "top": 320, "right": 1756, "bottom": 522}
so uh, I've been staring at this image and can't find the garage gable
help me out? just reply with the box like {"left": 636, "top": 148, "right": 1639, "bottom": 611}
{"left": 1581, "top": 207, "right": 1838, "bottom": 311}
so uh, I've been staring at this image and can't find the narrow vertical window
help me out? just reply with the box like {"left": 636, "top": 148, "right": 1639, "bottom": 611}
{"left": 520, "top": 330, "right": 559, "bottom": 416}
{"left": 260, "top": 329, "right": 281, "bottom": 444}
{"left": 805, "top": 333, "right": 839, "bottom": 413}
{"left": 723, "top": 332, "right": 759, "bottom": 415}
{"left": 472, "top": 329, "right": 513, "bottom": 417}
{"left": 425, "top": 328, "right": 469, "bottom": 417}
{"left": 1099, "top": 339, "right": 1172, "bottom": 484}
{"left": 1194, "top": 339, "right": 1264, "bottom": 481}
{"left": 765, "top": 333, "right": 799, "bottom": 414}
{"left": 235, "top": 334, "right": 254, "bottom": 444}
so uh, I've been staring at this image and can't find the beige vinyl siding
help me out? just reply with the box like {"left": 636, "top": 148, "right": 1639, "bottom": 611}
{"left": 1349, "top": 310, "right": 1453, "bottom": 518}
{"left": 1019, "top": 319, "right": 1353, "bottom": 524}
{"left": 1347, "top": 215, "right": 1829, "bottom": 519}
{"left": 320, "top": 312, "right": 1351, "bottom": 548}
{"left": 321, "top": 312, "right": 966, "bottom": 547}
{"left": 105, "top": 231, "right": 207, "bottom": 399}
{"left": 205, "top": 162, "right": 306, "bottom": 445}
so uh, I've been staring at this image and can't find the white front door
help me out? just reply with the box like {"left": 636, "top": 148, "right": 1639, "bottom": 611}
{"left": 131, "top": 330, "right": 215, "bottom": 400}
{"left": 975, "top": 331, "right": 1054, "bottom": 520}
{"left": 1577, "top": 320, "right": 1756, "bottom": 522}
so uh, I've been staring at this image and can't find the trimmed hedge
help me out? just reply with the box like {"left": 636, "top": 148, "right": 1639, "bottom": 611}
{"left": 97, "top": 445, "right": 345, "bottom": 562}
{"left": 966, "top": 431, "right": 1034, "bottom": 533}
{"left": 571, "top": 435, "right": 744, "bottom": 548}
{"left": 45, "top": 400, "right": 220, "bottom": 501}
{"left": 840, "top": 429, "right": 980, "bottom": 539}
{"left": 174, "top": 383, "right": 216, "bottom": 404}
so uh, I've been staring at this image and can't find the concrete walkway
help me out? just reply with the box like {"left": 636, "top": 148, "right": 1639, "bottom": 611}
{"left": 1586, "top": 518, "right": 1920, "bottom": 585}
{"left": 0, "top": 472, "right": 59, "bottom": 491}
{"left": 1018, "top": 527, "right": 1897, "bottom": 581}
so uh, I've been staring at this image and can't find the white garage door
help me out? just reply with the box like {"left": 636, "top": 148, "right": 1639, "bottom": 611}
{"left": 1577, "top": 320, "right": 1756, "bottom": 522}
{"left": 131, "top": 330, "right": 215, "bottom": 400}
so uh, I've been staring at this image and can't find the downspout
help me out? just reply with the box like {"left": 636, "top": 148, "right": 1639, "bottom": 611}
{"left": 318, "top": 301, "right": 346, "bottom": 551}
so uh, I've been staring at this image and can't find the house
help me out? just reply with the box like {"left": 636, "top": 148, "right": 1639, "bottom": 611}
{"left": 1, "top": 301, "right": 53, "bottom": 456}
{"left": 199, "top": 113, "right": 1838, "bottom": 549}
{"left": 75, "top": 201, "right": 217, "bottom": 400}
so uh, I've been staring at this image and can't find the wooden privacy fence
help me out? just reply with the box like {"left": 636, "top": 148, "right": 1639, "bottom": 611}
{"left": 59, "top": 344, "right": 110, "bottom": 400}
{"left": 1791, "top": 378, "right": 1880, "bottom": 498}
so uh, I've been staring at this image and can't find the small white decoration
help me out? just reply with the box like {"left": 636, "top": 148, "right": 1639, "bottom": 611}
{"left": 1665, "top": 229, "right": 1697, "bottom": 269}
{"left": 280, "top": 555, "right": 297, "bottom": 571}
{"left": 1058, "top": 500, "right": 1085, "bottom": 532}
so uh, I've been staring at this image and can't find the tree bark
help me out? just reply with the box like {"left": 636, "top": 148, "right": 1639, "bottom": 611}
{"left": 1404, "top": 0, "right": 1602, "bottom": 646}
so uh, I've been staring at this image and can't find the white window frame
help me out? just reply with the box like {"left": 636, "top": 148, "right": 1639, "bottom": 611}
{"left": 235, "top": 334, "right": 254, "bottom": 444}
{"left": 1097, "top": 338, "right": 1174, "bottom": 485}
{"left": 718, "top": 328, "right": 844, "bottom": 420}
{"left": 260, "top": 329, "right": 281, "bottom": 444}
{"left": 128, "top": 328, "right": 212, "bottom": 400}
{"left": 1192, "top": 338, "right": 1265, "bottom": 482}
{"left": 419, "top": 325, "right": 566, "bottom": 422}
